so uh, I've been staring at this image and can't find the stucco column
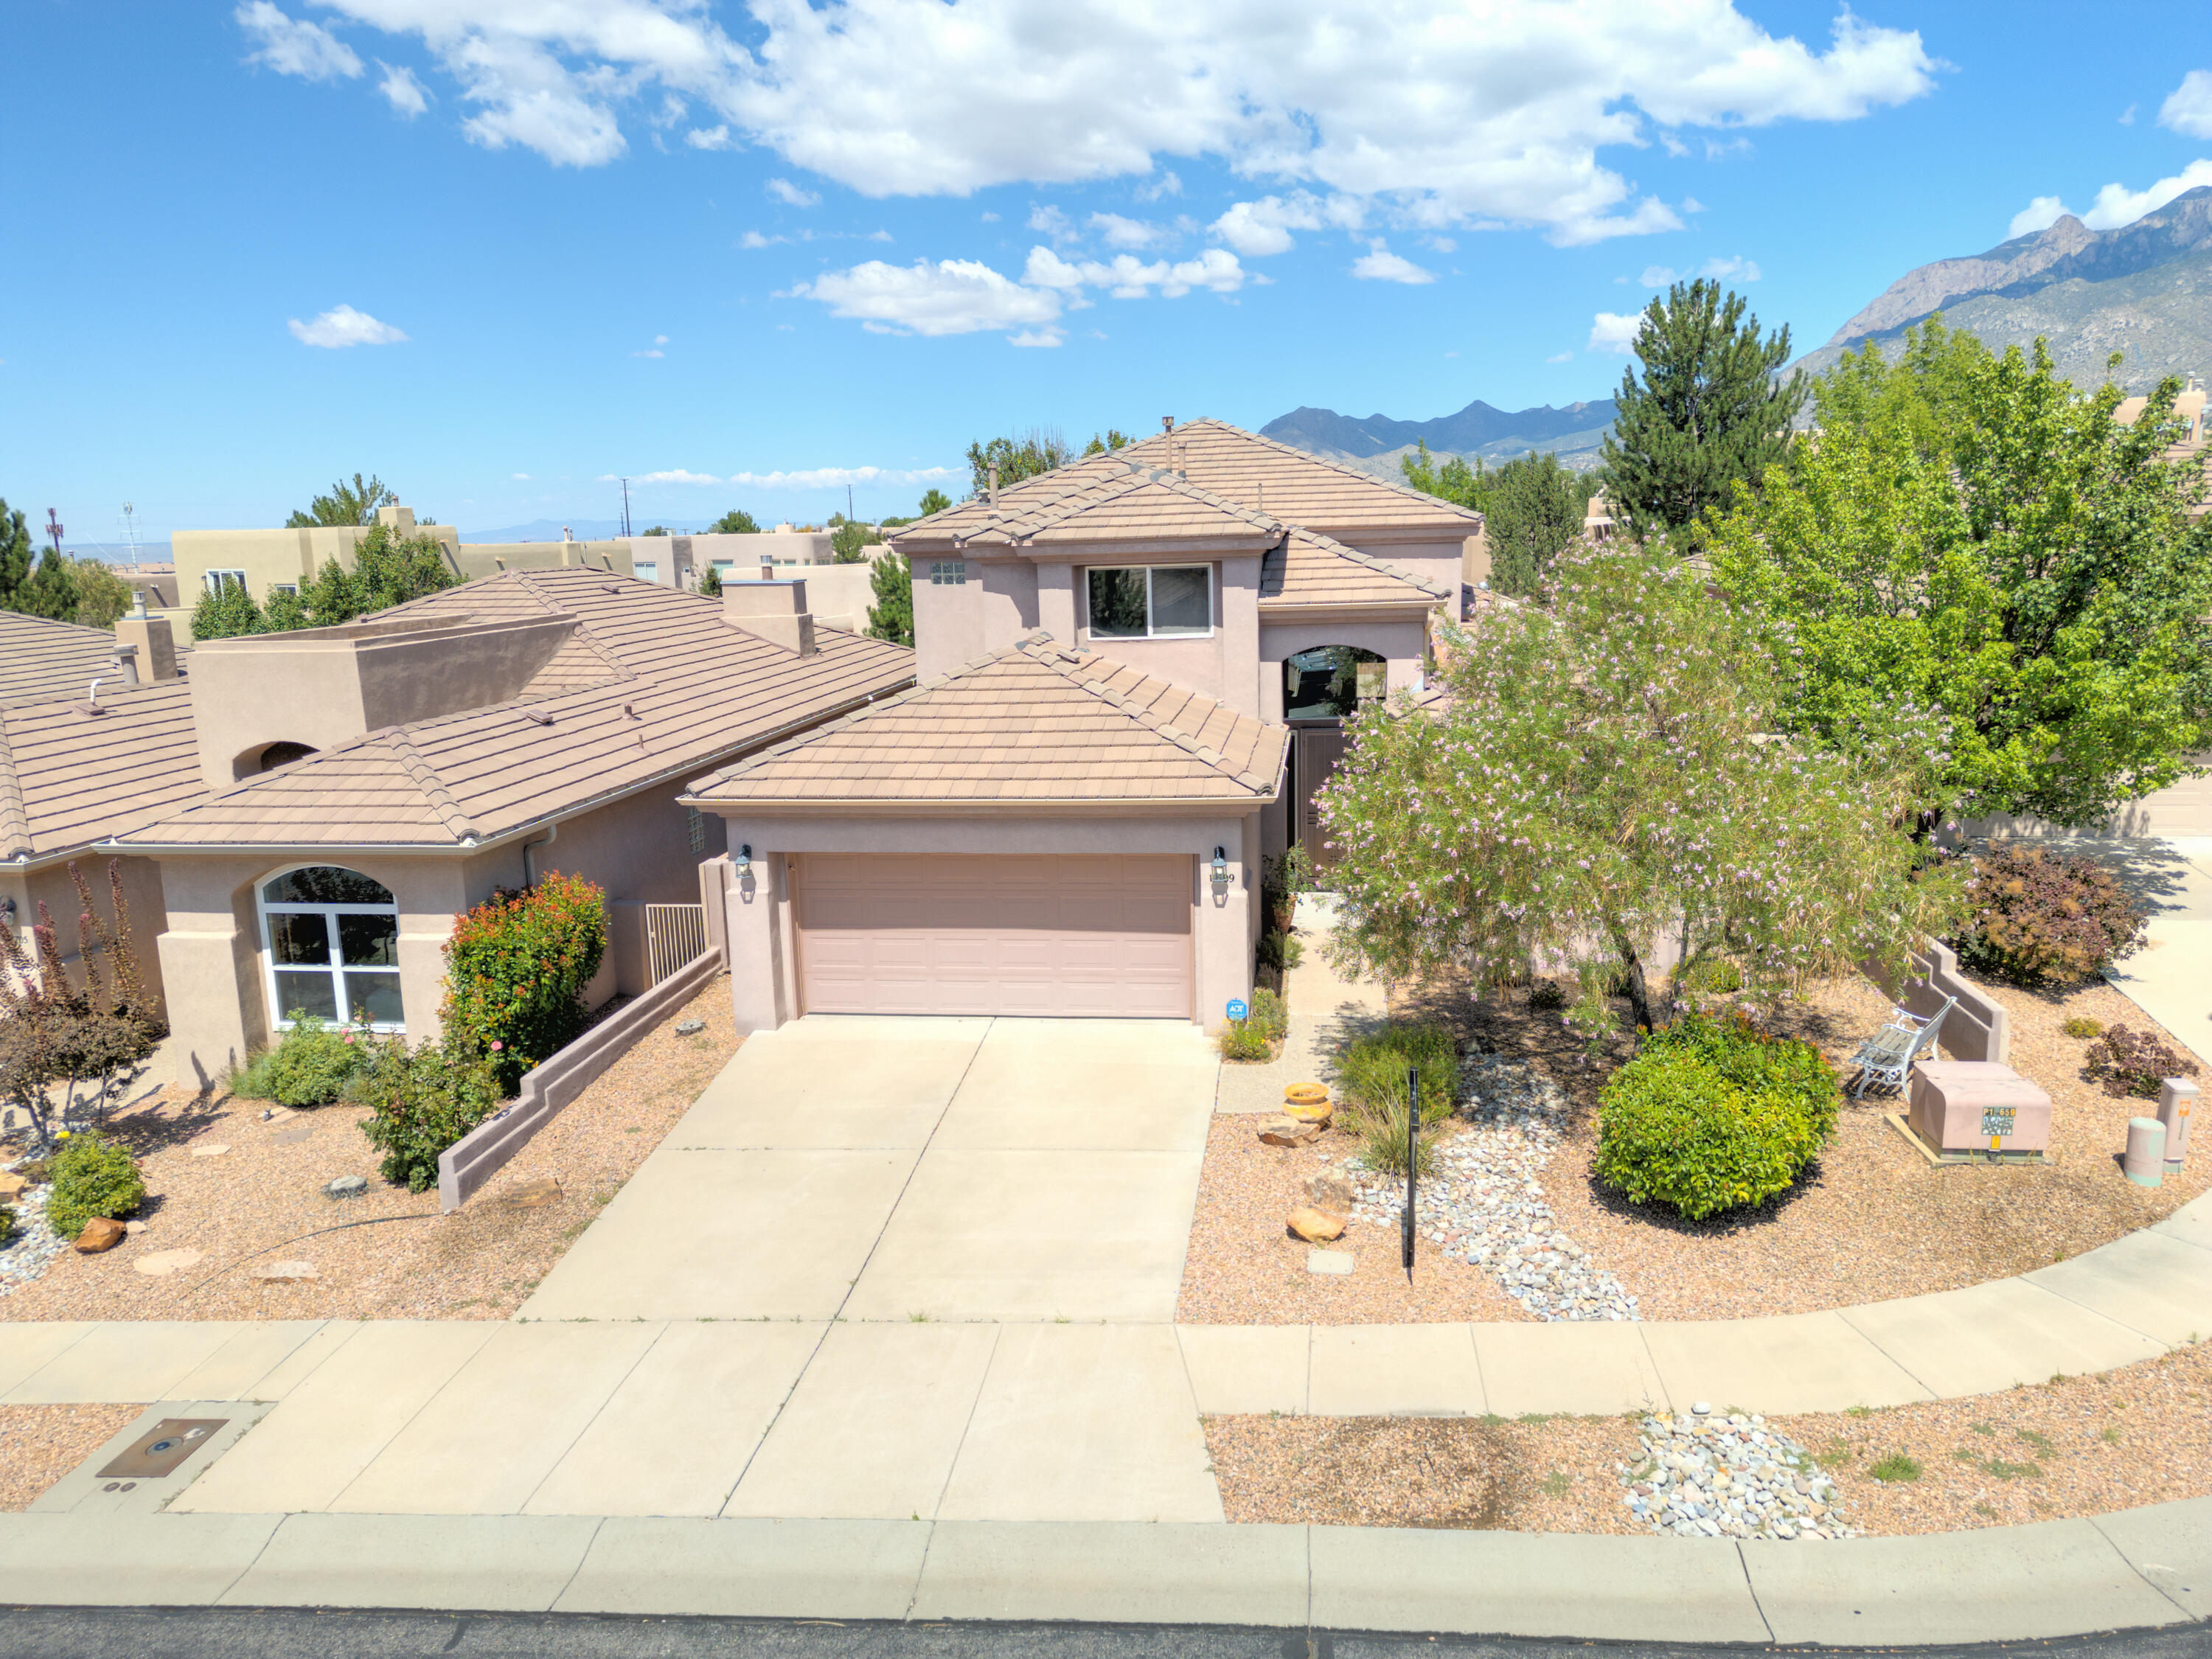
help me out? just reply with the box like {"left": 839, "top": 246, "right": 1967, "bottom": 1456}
{"left": 1037, "top": 564, "right": 1074, "bottom": 645}
{"left": 1220, "top": 556, "right": 1262, "bottom": 718}
{"left": 723, "top": 844, "right": 790, "bottom": 1032}
{"left": 1194, "top": 823, "right": 1254, "bottom": 1029}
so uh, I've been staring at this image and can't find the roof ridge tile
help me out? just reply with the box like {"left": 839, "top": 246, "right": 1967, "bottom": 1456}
{"left": 378, "top": 728, "right": 481, "bottom": 842}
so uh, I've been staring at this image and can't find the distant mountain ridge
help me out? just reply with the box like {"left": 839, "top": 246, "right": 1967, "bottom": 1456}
{"left": 1260, "top": 395, "right": 1618, "bottom": 481}
{"left": 1793, "top": 186, "right": 2212, "bottom": 391}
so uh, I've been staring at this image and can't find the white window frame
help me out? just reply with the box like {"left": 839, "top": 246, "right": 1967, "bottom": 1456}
{"left": 204, "top": 568, "right": 248, "bottom": 595}
{"left": 256, "top": 865, "right": 406, "bottom": 1033}
{"left": 1083, "top": 563, "right": 1214, "bottom": 639}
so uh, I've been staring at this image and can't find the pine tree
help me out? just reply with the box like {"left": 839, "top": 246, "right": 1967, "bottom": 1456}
{"left": 866, "top": 551, "right": 914, "bottom": 647}
{"left": 1601, "top": 279, "right": 1806, "bottom": 544}
{"left": 0, "top": 498, "right": 32, "bottom": 609}
{"left": 1486, "top": 453, "right": 1599, "bottom": 595}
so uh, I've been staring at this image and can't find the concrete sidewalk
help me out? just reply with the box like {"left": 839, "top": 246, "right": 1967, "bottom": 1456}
{"left": 0, "top": 1506, "right": 2205, "bottom": 1644}
{"left": 1217, "top": 892, "right": 1388, "bottom": 1114}
{"left": 2100, "top": 836, "right": 2212, "bottom": 1071}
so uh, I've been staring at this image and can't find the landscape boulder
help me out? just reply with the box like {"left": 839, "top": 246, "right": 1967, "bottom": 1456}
{"left": 1304, "top": 1170, "right": 1356, "bottom": 1211}
{"left": 1259, "top": 1117, "right": 1322, "bottom": 1147}
{"left": 74, "top": 1217, "right": 126, "bottom": 1253}
{"left": 1287, "top": 1206, "right": 1348, "bottom": 1242}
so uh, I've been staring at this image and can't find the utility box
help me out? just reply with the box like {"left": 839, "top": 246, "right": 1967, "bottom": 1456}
{"left": 1907, "top": 1060, "right": 2053, "bottom": 1162}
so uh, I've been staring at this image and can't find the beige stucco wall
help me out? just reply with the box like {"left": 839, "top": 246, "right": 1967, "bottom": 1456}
{"left": 1960, "top": 759, "right": 2212, "bottom": 841}
{"left": 1326, "top": 533, "right": 1468, "bottom": 599}
{"left": 706, "top": 813, "right": 1262, "bottom": 1034}
{"left": 1, "top": 854, "right": 170, "bottom": 1021}
{"left": 173, "top": 523, "right": 641, "bottom": 605}
{"left": 1256, "top": 619, "right": 1429, "bottom": 723}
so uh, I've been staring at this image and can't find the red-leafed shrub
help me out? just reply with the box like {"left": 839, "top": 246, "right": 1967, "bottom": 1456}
{"left": 439, "top": 871, "right": 607, "bottom": 1093}
{"left": 2083, "top": 1024, "right": 2199, "bottom": 1101}
{"left": 1951, "top": 846, "right": 2145, "bottom": 988}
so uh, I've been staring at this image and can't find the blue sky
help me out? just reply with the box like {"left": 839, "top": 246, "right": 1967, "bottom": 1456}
{"left": 6, "top": 1, "right": 2210, "bottom": 544}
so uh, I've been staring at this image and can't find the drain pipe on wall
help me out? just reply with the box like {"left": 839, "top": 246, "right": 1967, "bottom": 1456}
{"left": 521, "top": 822, "right": 559, "bottom": 887}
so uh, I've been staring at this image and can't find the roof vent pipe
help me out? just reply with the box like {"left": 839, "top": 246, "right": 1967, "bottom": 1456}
{"left": 988, "top": 465, "right": 999, "bottom": 507}
{"left": 111, "top": 642, "right": 141, "bottom": 686}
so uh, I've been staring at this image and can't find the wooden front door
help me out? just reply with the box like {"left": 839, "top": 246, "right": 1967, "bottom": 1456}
{"left": 1294, "top": 725, "right": 1350, "bottom": 872}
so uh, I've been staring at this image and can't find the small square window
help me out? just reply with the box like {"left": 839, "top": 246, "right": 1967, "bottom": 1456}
{"left": 686, "top": 804, "right": 707, "bottom": 855}
{"left": 931, "top": 560, "right": 967, "bottom": 585}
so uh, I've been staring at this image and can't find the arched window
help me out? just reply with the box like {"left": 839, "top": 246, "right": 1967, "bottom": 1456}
{"left": 260, "top": 866, "right": 403, "bottom": 1030}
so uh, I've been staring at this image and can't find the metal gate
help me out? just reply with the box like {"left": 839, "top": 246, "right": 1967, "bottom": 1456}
{"left": 1294, "top": 725, "right": 1350, "bottom": 872}
{"left": 644, "top": 903, "right": 709, "bottom": 985}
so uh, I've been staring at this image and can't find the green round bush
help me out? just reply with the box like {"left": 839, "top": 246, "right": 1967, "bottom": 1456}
{"left": 44, "top": 1131, "right": 147, "bottom": 1240}
{"left": 234, "top": 1012, "right": 370, "bottom": 1107}
{"left": 1594, "top": 1015, "right": 1838, "bottom": 1221}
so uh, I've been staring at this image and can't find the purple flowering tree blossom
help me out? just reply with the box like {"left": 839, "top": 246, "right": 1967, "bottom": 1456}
{"left": 1317, "top": 541, "right": 1964, "bottom": 1043}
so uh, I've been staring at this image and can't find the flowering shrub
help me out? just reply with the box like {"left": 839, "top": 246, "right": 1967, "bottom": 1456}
{"left": 1315, "top": 542, "right": 1964, "bottom": 1043}
{"left": 229, "top": 1012, "right": 369, "bottom": 1107}
{"left": 354, "top": 1037, "right": 504, "bottom": 1193}
{"left": 1594, "top": 1013, "right": 1837, "bottom": 1220}
{"left": 1951, "top": 846, "right": 2145, "bottom": 988}
{"left": 440, "top": 872, "right": 607, "bottom": 1093}
{"left": 2083, "top": 1024, "right": 2199, "bottom": 1101}
{"left": 44, "top": 1130, "right": 146, "bottom": 1239}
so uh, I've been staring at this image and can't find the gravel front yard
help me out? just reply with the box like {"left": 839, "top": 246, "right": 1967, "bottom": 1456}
{"left": 0, "top": 977, "right": 738, "bottom": 1322}
{"left": 0, "top": 1404, "right": 145, "bottom": 1511}
{"left": 1205, "top": 1340, "right": 2212, "bottom": 1536}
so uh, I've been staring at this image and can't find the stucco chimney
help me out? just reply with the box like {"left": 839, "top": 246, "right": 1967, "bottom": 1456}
{"left": 375, "top": 503, "right": 417, "bottom": 534}
{"left": 723, "top": 578, "right": 818, "bottom": 656}
{"left": 113, "top": 611, "right": 178, "bottom": 682}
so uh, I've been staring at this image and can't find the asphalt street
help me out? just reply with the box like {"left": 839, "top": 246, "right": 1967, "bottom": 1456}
{"left": 1, "top": 1610, "right": 2210, "bottom": 1659}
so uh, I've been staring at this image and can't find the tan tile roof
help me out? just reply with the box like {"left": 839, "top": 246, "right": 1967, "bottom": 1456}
{"left": 689, "top": 633, "right": 1287, "bottom": 806}
{"left": 942, "top": 466, "right": 1279, "bottom": 549}
{"left": 108, "top": 568, "right": 914, "bottom": 851}
{"left": 0, "top": 611, "right": 142, "bottom": 707}
{"left": 1, "top": 682, "right": 204, "bottom": 863}
{"left": 1262, "top": 528, "right": 1448, "bottom": 608}
{"left": 891, "top": 418, "right": 1483, "bottom": 549}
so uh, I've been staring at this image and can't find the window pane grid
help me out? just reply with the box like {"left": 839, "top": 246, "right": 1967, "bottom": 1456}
{"left": 261, "top": 867, "right": 403, "bottom": 1032}
{"left": 1085, "top": 565, "right": 1211, "bottom": 639}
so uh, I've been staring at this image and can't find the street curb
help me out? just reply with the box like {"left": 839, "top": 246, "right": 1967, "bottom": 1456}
{"left": 2, "top": 1503, "right": 2205, "bottom": 1644}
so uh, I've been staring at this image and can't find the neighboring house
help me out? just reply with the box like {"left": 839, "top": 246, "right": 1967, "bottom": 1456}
{"left": 0, "top": 609, "right": 194, "bottom": 1027}
{"left": 88, "top": 568, "right": 911, "bottom": 1087}
{"left": 684, "top": 417, "right": 1478, "bottom": 1031}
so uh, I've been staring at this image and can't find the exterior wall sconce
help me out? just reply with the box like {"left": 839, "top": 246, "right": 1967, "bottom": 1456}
{"left": 1210, "top": 846, "right": 1230, "bottom": 895}
{"left": 735, "top": 844, "right": 753, "bottom": 881}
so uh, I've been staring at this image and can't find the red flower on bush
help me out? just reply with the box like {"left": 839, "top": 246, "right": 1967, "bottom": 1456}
{"left": 439, "top": 870, "right": 607, "bottom": 1094}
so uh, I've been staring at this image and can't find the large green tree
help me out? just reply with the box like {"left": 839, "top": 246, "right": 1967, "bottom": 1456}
{"left": 866, "top": 551, "right": 914, "bottom": 647}
{"left": 1399, "top": 439, "right": 1492, "bottom": 512}
{"left": 1082, "top": 429, "right": 1133, "bottom": 455}
{"left": 1710, "top": 321, "right": 2212, "bottom": 832}
{"left": 707, "top": 509, "right": 760, "bottom": 534}
{"left": 286, "top": 473, "right": 396, "bottom": 528}
{"left": 967, "top": 430, "right": 1070, "bottom": 495}
{"left": 18, "top": 548, "right": 80, "bottom": 623}
{"left": 0, "top": 499, "right": 32, "bottom": 607}
{"left": 1601, "top": 279, "right": 1806, "bottom": 543}
{"left": 1485, "top": 453, "right": 1599, "bottom": 595}
{"left": 190, "top": 576, "right": 264, "bottom": 641}
{"left": 1318, "top": 542, "right": 1958, "bottom": 1040}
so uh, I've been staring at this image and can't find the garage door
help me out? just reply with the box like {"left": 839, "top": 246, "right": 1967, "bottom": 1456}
{"left": 793, "top": 853, "right": 1194, "bottom": 1018}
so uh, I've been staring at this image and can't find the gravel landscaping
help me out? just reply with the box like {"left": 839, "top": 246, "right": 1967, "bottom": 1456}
{"left": 0, "top": 977, "right": 738, "bottom": 1323}
{"left": 1206, "top": 1340, "right": 2212, "bottom": 1536}
{"left": 0, "top": 1404, "right": 145, "bottom": 1511}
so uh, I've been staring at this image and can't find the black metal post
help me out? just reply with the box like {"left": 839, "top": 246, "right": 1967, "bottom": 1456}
{"left": 1402, "top": 1062, "right": 1417, "bottom": 1280}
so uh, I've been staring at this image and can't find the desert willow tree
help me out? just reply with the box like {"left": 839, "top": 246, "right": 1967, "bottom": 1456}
{"left": 0, "top": 860, "right": 168, "bottom": 1147}
{"left": 1316, "top": 543, "right": 1962, "bottom": 1043}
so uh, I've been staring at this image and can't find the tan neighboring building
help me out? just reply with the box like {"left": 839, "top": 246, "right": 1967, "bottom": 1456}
{"left": 79, "top": 568, "right": 910, "bottom": 1087}
{"left": 683, "top": 418, "right": 1478, "bottom": 1031}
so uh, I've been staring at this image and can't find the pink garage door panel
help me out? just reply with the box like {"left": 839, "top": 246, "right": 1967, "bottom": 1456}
{"left": 794, "top": 853, "right": 1194, "bottom": 1018}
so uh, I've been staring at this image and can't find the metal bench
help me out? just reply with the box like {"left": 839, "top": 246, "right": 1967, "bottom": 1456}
{"left": 1848, "top": 995, "right": 1956, "bottom": 1099}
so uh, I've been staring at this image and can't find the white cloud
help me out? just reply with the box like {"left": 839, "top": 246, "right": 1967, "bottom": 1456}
{"left": 1349, "top": 241, "right": 1434, "bottom": 284}
{"left": 739, "top": 229, "right": 786, "bottom": 248}
{"left": 378, "top": 61, "right": 429, "bottom": 115}
{"left": 1683, "top": 196, "right": 1707, "bottom": 213}
{"left": 766, "top": 176, "right": 820, "bottom": 206}
{"left": 1009, "top": 327, "right": 1064, "bottom": 347}
{"left": 2118, "top": 102, "right": 2136, "bottom": 127}
{"left": 724, "top": 465, "right": 960, "bottom": 490}
{"left": 512, "top": 472, "right": 531, "bottom": 479}
{"left": 2081, "top": 159, "right": 2212, "bottom": 230}
{"left": 1638, "top": 264, "right": 1678, "bottom": 286}
{"left": 1028, "top": 204, "right": 1077, "bottom": 242}
{"left": 787, "top": 257, "right": 1063, "bottom": 338}
{"left": 631, "top": 335, "right": 668, "bottom": 357}
{"left": 2007, "top": 194, "right": 2069, "bottom": 239}
{"left": 1546, "top": 351, "right": 1573, "bottom": 363}
{"left": 1209, "top": 192, "right": 1360, "bottom": 257}
{"left": 287, "top": 304, "right": 408, "bottom": 348}
{"left": 686, "top": 124, "right": 733, "bottom": 150}
{"left": 1700, "top": 254, "right": 1760, "bottom": 281}
{"left": 1589, "top": 311, "right": 1642, "bottom": 354}
{"left": 237, "top": 1, "right": 361, "bottom": 81}
{"left": 2159, "top": 69, "right": 2212, "bottom": 139}
{"left": 979, "top": 210, "right": 1000, "bottom": 222}
{"left": 1135, "top": 170, "right": 1182, "bottom": 201}
{"left": 630, "top": 468, "right": 721, "bottom": 485}
{"left": 285, "top": 1, "right": 1935, "bottom": 244}
{"left": 1090, "top": 212, "right": 1165, "bottom": 248}
{"left": 1023, "top": 244, "right": 1245, "bottom": 297}
{"left": 1424, "top": 235, "right": 1457, "bottom": 254}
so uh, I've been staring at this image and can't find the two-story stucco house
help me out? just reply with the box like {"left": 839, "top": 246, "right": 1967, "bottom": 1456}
{"left": 685, "top": 417, "right": 1479, "bottom": 1032}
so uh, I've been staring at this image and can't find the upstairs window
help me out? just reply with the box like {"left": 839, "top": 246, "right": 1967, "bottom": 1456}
{"left": 930, "top": 560, "right": 967, "bottom": 585}
{"left": 260, "top": 866, "right": 403, "bottom": 1031}
{"left": 1086, "top": 565, "right": 1211, "bottom": 639}
{"left": 204, "top": 568, "right": 248, "bottom": 595}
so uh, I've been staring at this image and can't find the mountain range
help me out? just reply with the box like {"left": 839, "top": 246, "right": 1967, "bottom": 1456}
{"left": 1787, "top": 185, "right": 2212, "bottom": 390}
{"left": 1259, "top": 397, "right": 1617, "bottom": 481}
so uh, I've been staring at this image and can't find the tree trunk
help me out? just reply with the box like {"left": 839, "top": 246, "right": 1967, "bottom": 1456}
{"left": 1610, "top": 933, "right": 1660, "bottom": 1036}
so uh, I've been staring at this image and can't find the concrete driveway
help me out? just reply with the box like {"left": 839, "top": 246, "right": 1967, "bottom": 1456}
{"left": 519, "top": 1015, "right": 1220, "bottom": 1324}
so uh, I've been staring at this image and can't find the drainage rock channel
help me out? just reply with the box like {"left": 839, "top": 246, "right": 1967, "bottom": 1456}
{"left": 1342, "top": 1054, "right": 1641, "bottom": 1322}
{"left": 1624, "top": 1405, "right": 1860, "bottom": 1540}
